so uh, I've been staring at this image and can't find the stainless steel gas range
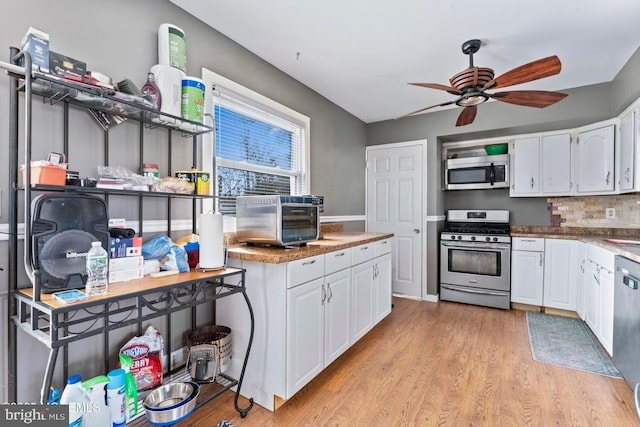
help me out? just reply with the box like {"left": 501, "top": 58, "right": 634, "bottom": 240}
{"left": 440, "top": 210, "right": 511, "bottom": 309}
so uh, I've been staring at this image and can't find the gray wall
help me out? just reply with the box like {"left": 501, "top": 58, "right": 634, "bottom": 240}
{"left": 0, "top": 0, "right": 368, "bottom": 402}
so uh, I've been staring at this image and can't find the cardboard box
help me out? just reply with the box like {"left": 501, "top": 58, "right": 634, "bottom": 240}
{"left": 49, "top": 51, "right": 86, "bottom": 79}
{"left": 109, "top": 255, "right": 144, "bottom": 271}
{"left": 109, "top": 266, "right": 144, "bottom": 284}
{"left": 109, "top": 237, "right": 142, "bottom": 259}
{"left": 21, "top": 27, "right": 49, "bottom": 73}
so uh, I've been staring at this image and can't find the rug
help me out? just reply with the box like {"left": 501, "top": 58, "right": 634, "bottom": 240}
{"left": 526, "top": 311, "right": 621, "bottom": 378}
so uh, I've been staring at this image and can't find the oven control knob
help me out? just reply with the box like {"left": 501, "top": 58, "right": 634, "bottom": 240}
{"left": 457, "top": 235, "right": 462, "bottom": 240}
{"left": 485, "top": 237, "right": 491, "bottom": 242}
{"left": 450, "top": 235, "right": 456, "bottom": 240}
{"left": 493, "top": 237, "right": 498, "bottom": 242}
{"left": 470, "top": 236, "right": 476, "bottom": 241}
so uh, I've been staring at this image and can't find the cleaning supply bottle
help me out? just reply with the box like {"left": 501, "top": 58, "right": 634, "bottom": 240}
{"left": 85, "top": 241, "right": 108, "bottom": 296}
{"left": 119, "top": 354, "right": 139, "bottom": 421}
{"left": 60, "top": 375, "right": 88, "bottom": 427}
{"left": 106, "top": 369, "right": 126, "bottom": 427}
{"left": 141, "top": 72, "right": 162, "bottom": 110}
{"left": 82, "top": 375, "right": 110, "bottom": 427}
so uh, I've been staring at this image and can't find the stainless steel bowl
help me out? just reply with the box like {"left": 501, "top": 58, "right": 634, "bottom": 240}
{"left": 143, "top": 381, "right": 200, "bottom": 425}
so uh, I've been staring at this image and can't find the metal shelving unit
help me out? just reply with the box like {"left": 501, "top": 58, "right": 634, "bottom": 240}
{"left": 6, "top": 48, "right": 254, "bottom": 418}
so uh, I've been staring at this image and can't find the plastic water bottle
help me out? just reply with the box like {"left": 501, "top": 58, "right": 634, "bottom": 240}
{"left": 86, "top": 241, "right": 108, "bottom": 296}
{"left": 60, "top": 375, "right": 88, "bottom": 427}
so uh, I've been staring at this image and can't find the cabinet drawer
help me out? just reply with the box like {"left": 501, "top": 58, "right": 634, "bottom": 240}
{"left": 374, "top": 238, "right": 392, "bottom": 257}
{"left": 325, "top": 248, "right": 352, "bottom": 275}
{"left": 512, "top": 237, "right": 545, "bottom": 251}
{"left": 352, "top": 243, "right": 374, "bottom": 265}
{"left": 287, "top": 254, "right": 325, "bottom": 288}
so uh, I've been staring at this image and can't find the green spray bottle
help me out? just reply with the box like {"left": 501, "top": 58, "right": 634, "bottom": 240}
{"left": 119, "top": 354, "right": 139, "bottom": 421}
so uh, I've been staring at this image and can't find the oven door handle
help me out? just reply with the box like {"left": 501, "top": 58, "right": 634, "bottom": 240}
{"left": 441, "top": 241, "right": 511, "bottom": 251}
{"left": 443, "top": 286, "right": 507, "bottom": 297}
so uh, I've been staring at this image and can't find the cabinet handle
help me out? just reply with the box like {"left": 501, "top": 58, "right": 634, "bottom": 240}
{"left": 321, "top": 284, "right": 326, "bottom": 304}
{"left": 539, "top": 253, "right": 543, "bottom": 266}
{"left": 530, "top": 177, "right": 534, "bottom": 189}
{"left": 302, "top": 259, "right": 316, "bottom": 266}
{"left": 625, "top": 168, "right": 631, "bottom": 182}
{"left": 605, "top": 171, "right": 611, "bottom": 185}
{"left": 380, "top": 240, "right": 388, "bottom": 245}
{"left": 360, "top": 246, "right": 369, "bottom": 251}
{"left": 335, "top": 252, "right": 346, "bottom": 257}
{"left": 327, "top": 283, "right": 333, "bottom": 303}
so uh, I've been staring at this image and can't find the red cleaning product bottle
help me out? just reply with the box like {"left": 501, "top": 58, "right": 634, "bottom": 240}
{"left": 141, "top": 72, "right": 161, "bottom": 110}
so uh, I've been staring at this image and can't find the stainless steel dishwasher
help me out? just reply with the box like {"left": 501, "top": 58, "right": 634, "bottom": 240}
{"left": 613, "top": 255, "right": 640, "bottom": 390}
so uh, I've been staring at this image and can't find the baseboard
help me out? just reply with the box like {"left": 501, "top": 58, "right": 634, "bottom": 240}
{"left": 542, "top": 307, "right": 580, "bottom": 318}
{"left": 511, "top": 302, "right": 543, "bottom": 312}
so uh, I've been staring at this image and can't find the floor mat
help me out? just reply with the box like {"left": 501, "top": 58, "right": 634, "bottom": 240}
{"left": 526, "top": 311, "right": 621, "bottom": 378}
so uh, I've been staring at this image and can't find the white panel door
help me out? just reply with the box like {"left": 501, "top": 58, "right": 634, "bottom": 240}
{"left": 575, "top": 125, "right": 615, "bottom": 193}
{"left": 511, "top": 137, "right": 540, "bottom": 195}
{"left": 366, "top": 143, "right": 423, "bottom": 298}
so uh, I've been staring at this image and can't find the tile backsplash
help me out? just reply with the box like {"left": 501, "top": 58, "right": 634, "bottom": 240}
{"left": 548, "top": 195, "right": 640, "bottom": 228}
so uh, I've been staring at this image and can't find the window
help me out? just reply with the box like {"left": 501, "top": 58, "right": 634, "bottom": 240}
{"left": 202, "top": 69, "right": 310, "bottom": 215}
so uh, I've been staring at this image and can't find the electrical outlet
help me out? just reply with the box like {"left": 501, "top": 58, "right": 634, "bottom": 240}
{"left": 170, "top": 346, "right": 189, "bottom": 369}
{"left": 606, "top": 208, "right": 616, "bottom": 219}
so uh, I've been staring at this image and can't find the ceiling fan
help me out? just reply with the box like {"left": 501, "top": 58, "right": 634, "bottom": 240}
{"left": 406, "top": 39, "right": 568, "bottom": 126}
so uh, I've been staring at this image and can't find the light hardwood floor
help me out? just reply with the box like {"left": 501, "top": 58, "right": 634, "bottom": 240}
{"left": 166, "top": 297, "right": 639, "bottom": 426}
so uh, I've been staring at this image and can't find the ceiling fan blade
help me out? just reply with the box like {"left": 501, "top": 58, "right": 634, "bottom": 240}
{"left": 409, "top": 82, "right": 462, "bottom": 95}
{"left": 456, "top": 105, "right": 477, "bottom": 127}
{"left": 492, "top": 56, "right": 562, "bottom": 89}
{"left": 490, "top": 90, "right": 568, "bottom": 108}
{"left": 400, "top": 100, "right": 456, "bottom": 118}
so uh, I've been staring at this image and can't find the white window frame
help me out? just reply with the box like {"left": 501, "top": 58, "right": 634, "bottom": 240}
{"left": 200, "top": 67, "right": 311, "bottom": 216}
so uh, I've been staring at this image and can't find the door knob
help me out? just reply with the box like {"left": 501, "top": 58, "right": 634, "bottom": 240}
{"left": 414, "top": 228, "right": 421, "bottom": 234}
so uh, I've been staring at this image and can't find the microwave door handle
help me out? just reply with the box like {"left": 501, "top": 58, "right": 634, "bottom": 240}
{"left": 489, "top": 163, "right": 495, "bottom": 186}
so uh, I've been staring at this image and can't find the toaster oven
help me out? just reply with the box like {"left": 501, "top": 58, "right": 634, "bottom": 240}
{"left": 236, "top": 195, "right": 320, "bottom": 246}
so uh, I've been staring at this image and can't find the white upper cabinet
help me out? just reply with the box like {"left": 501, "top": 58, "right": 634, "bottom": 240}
{"left": 574, "top": 123, "right": 615, "bottom": 194}
{"left": 617, "top": 108, "right": 635, "bottom": 192}
{"left": 541, "top": 133, "right": 572, "bottom": 194}
{"left": 510, "top": 132, "right": 572, "bottom": 197}
{"left": 511, "top": 137, "right": 540, "bottom": 195}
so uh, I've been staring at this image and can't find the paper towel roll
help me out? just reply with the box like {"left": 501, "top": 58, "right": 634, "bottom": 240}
{"left": 199, "top": 213, "right": 225, "bottom": 269}
{"left": 150, "top": 64, "right": 185, "bottom": 118}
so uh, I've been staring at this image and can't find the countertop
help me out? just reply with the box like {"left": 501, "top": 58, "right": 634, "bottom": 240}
{"left": 511, "top": 226, "right": 640, "bottom": 263}
{"left": 226, "top": 231, "right": 394, "bottom": 264}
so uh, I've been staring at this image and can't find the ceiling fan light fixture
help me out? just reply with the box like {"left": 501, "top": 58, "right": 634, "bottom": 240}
{"left": 456, "top": 93, "right": 488, "bottom": 107}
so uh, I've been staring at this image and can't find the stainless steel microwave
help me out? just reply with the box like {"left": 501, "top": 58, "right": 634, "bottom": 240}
{"left": 444, "top": 154, "right": 509, "bottom": 190}
{"left": 236, "top": 195, "right": 320, "bottom": 246}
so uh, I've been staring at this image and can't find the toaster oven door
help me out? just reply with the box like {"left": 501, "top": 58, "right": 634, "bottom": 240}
{"left": 280, "top": 205, "right": 319, "bottom": 244}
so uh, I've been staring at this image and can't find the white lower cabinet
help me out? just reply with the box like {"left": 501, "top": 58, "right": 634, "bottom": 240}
{"left": 584, "top": 243, "right": 615, "bottom": 355}
{"left": 286, "top": 277, "right": 325, "bottom": 396}
{"left": 219, "top": 238, "right": 393, "bottom": 411}
{"left": 543, "top": 239, "right": 582, "bottom": 311}
{"left": 511, "top": 238, "right": 545, "bottom": 305}
{"left": 511, "top": 238, "right": 582, "bottom": 312}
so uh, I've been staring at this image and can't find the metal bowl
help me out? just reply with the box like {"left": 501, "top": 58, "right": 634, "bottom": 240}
{"left": 143, "top": 381, "right": 200, "bottom": 425}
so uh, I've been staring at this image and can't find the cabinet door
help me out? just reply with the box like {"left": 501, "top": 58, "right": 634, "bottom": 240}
{"left": 324, "top": 269, "right": 351, "bottom": 365}
{"left": 541, "top": 133, "right": 572, "bottom": 194}
{"left": 351, "top": 260, "right": 375, "bottom": 343}
{"left": 584, "top": 259, "right": 600, "bottom": 333}
{"left": 599, "top": 265, "right": 615, "bottom": 356}
{"left": 575, "top": 243, "right": 586, "bottom": 320}
{"left": 543, "top": 239, "right": 579, "bottom": 310}
{"left": 618, "top": 109, "right": 635, "bottom": 192}
{"left": 575, "top": 125, "right": 615, "bottom": 193}
{"left": 286, "top": 277, "right": 324, "bottom": 397}
{"left": 374, "top": 253, "right": 392, "bottom": 323}
{"left": 511, "top": 250, "right": 544, "bottom": 305}
{"left": 510, "top": 137, "right": 540, "bottom": 195}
